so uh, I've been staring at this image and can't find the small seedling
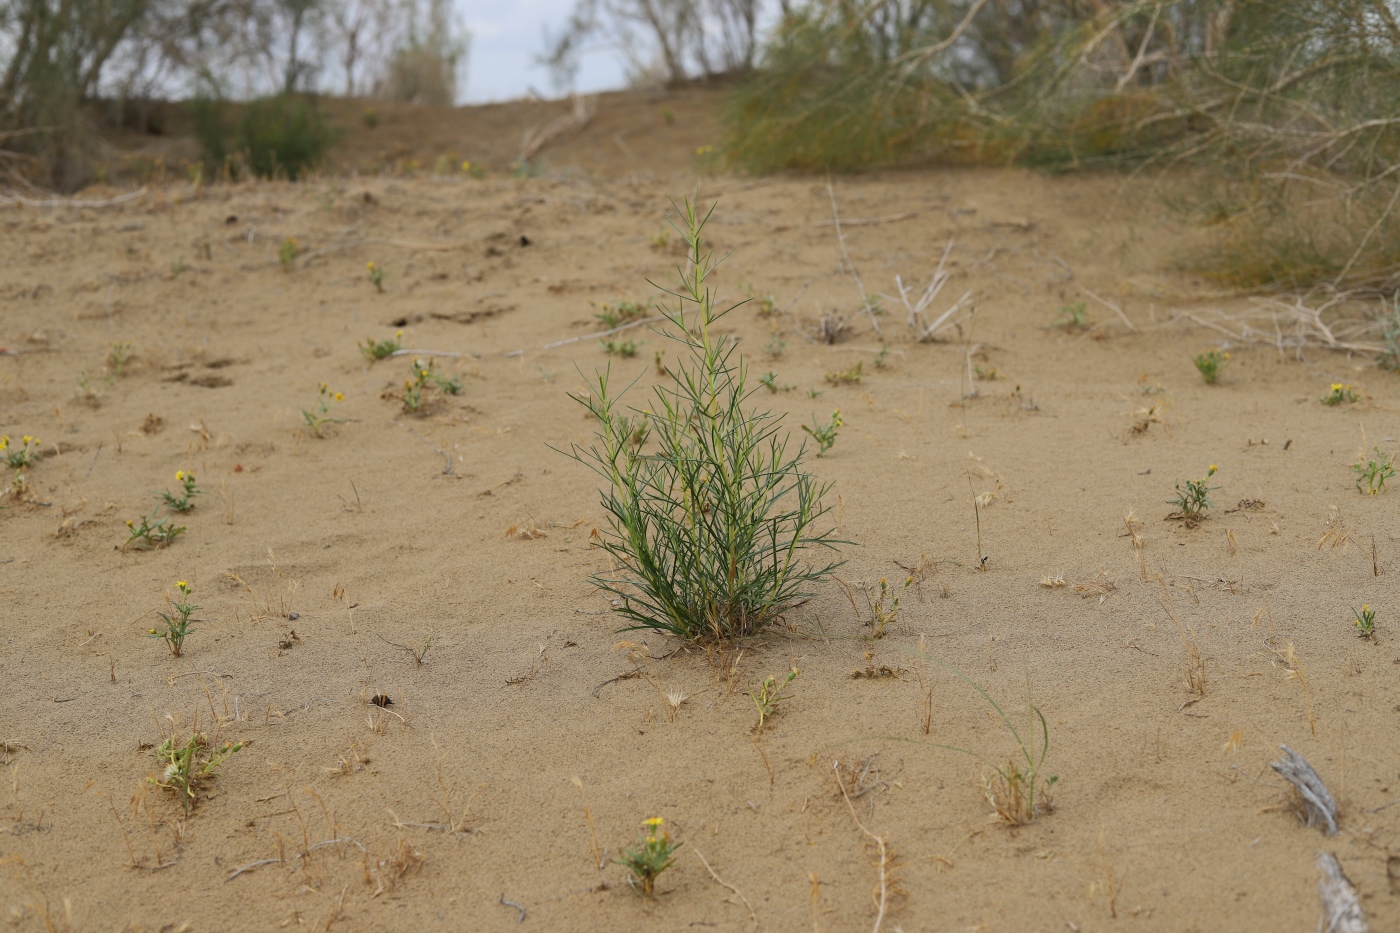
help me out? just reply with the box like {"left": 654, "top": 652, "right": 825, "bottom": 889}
{"left": 0, "top": 434, "right": 40, "bottom": 469}
{"left": 616, "top": 817, "right": 680, "bottom": 896}
{"left": 149, "top": 581, "right": 197, "bottom": 656}
{"left": 402, "top": 359, "right": 460, "bottom": 413}
{"left": 866, "top": 576, "right": 912, "bottom": 638}
{"left": 157, "top": 470, "right": 201, "bottom": 512}
{"left": 1194, "top": 349, "right": 1230, "bottom": 384}
{"left": 379, "top": 633, "right": 435, "bottom": 666}
{"left": 750, "top": 667, "right": 800, "bottom": 732}
{"left": 76, "top": 369, "right": 102, "bottom": 403}
{"left": 801, "top": 409, "right": 842, "bottom": 457}
{"left": 302, "top": 382, "right": 345, "bottom": 436}
{"left": 873, "top": 344, "right": 891, "bottom": 369}
{"left": 975, "top": 365, "right": 1000, "bottom": 380}
{"left": 1169, "top": 465, "right": 1219, "bottom": 521}
{"left": 1057, "top": 302, "right": 1087, "bottom": 328}
{"left": 1322, "top": 383, "right": 1359, "bottom": 406}
{"left": 107, "top": 342, "right": 133, "bottom": 376}
{"left": 367, "top": 261, "right": 385, "bottom": 292}
{"left": 170, "top": 257, "right": 188, "bottom": 276}
{"left": 758, "top": 371, "right": 792, "bottom": 393}
{"left": 765, "top": 336, "right": 786, "bottom": 359}
{"left": 1352, "top": 604, "right": 1376, "bottom": 638}
{"left": 594, "top": 300, "right": 650, "bottom": 330}
{"left": 151, "top": 731, "right": 243, "bottom": 814}
{"left": 279, "top": 237, "right": 299, "bottom": 269}
{"left": 359, "top": 330, "right": 403, "bottom": 360}
{"left": 648, "top": 228, "right": 671, "bottom": 251}
{"left": 124, "top": 511, "right": 185, "bottom": 550}
{"left": 421, "top": 358, "right": 461, "bottom": 395}
{"left": 653, "top": 350, "right": 667, "bottom": 376}
{"left": 1353, "top": 447, "right": 1395, "bottom": 495}
{"left": 806, "top": 388, "right": 823, "bottom": 399}
{"left": 601, "top": 338, "right": 639, "bottom": 358}
{"left": 825, "top": 361, "right": 862, "bottom": 386}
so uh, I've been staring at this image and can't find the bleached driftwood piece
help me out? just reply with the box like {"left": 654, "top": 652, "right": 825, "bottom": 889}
{"left": 1316, "top": 852, "right": 1367, "bottom": 933}
{"left": 1271, "top": 745, "right": 1338, "bottom": 835}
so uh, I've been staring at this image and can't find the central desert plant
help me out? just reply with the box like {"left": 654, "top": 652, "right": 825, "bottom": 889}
{"left": 565, "top": 200, "right": 844, "bottom": 641}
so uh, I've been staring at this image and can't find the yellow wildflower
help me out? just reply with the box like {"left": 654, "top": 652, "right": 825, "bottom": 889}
{"left": 0, "top": 435, "right": 8, "bottom": 448}
{"left": 367, "top": 261, "right": 376, "bottom": 271}
{"left": 175, "top": 470, "right": 185, "bottom": 481}
{"left": 461, "top": 160, "right": 471, "bottom": 172}
{"left": 643, "top": 817, "right": 664, "bottom": 827}
{"left": 334, "top": 392, "right": 344, "bottom": 402}
{"left": 176, "top": 580, "right": 188, "bottom": 590}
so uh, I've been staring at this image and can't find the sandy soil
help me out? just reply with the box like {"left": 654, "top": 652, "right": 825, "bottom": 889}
{"left": 3, "top": 89, "right": 1400, "bottom": 932}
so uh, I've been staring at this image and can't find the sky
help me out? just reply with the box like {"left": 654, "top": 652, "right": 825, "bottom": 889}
{"left": 456, "top": 0, "right": 629, "bottom": 103}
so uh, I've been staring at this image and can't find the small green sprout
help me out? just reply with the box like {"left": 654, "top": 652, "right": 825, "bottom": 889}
{"left": 1057, "top": 302, "right": 1087, "bottom": 328}
{"left": 279, "top": 237, "right": 299, "bottom": 269}
{"left": 158, "top": 470, "right": 201, "bottom": 512}
{"left": 601, "top": 338, "right": 639, "bottom": 358}
{"left": 107, "top": 341, "right": 133, "bottom": 376}
{"left": 1194, "top": 349, "right": 1229, "bottom": 384}
{"left": 616, "top": 817, "right": 681, "bottom": 896}
{"left": 758, "top": 371, "right": 792, "bottom": 393}
{"left": 149, "top": 581, "right": 198, "bottom": 656}
{"left": 1170, "top": 464, "right": 1219, "bottom": 521}
{"left": 0, "top": 434, "right": 40, "bottom": 469}
{"left": 594, "top": 300, "right": 649, "bottom": 330}
{"left": 825, "top": 361, "right": 862, "bottom": 386}
{"left": 867, "top": 576, "right": 912, "bottom": 639}
{"left": 750, "top": 667, "right": 800, "bottom": 733}
{"left": 1353, "top": 447, "right": 1395, "bottom": 495}
{"left": 170, "top": 257, "right": 188, "bottom": 276}
{"left": 765, "top": 336, "right": 786, "bottom": 359}
{"left": 151, "top": 731, "right": 243, "bottom": 814}
{"left": 801, "top": 409, "right": 842, "bottom": 457}
{"left": 302, "top": 382, "right": 345, "bottom": 436}
{"left": 367, "top": 261, "right": 385, "bottom": 292}
{"left": 1322, "top": 383, "right": 1359, "bottom": 406}
{"left": 124, "top": 511, "right": 186, "bottom": 550}
{"left": 1352, "top": 604, "right": 1376, "bottom": 638}
{"left": 359, "top": 330, "right": 403, "bottom": 360}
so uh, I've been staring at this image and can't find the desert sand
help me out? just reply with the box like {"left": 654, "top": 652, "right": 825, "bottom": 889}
{"left": 3, "top": 88, "right": 1399, "bottom": 932}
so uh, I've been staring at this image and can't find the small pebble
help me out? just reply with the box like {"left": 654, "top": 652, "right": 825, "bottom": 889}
{"left": 288, "top": 612, "right": 300, "bottom": 621}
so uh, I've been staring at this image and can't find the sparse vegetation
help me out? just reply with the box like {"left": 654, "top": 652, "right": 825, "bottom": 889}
{"left": 600, "top": 338, "right": 640, "bottom": 358}
{"left": 1354, "top": 447, "right": 1395, "bottom": 495}
{"left": 124, "top": 512, "right": 186, "bottom": 551}
{"left": 0, "top": 435, "right": 39, "bottom": 469}
{"left": 1170, "top": 465, "right": 1219, "bottom": 521}
{"left": 1352, "top": 604, "right": 1376, "bottom": 639}
{"left": 303, "top": 382, "right": 345, "bottom": 436}
{"left": 1322, "top": 383, "right": 1360, "bottom": 406}
{"left": 616, "top": 817, "right": 680, "bottom": 897}
{"left": 801, "top": 409, "right": 842, "bottom": 457}
{"left": 360, "top": 331, "right": 404, "bottom": 360}
{"left": 148, "top": 581, "right": 198, "bottom": 657}
{"left": 750, "top": 667, "right": 800, "bottom": 733}
{"left": 1194, "top": 350, "right": 1229, "bottom": 385}
{"left": 565, "top": 200, "right": 844, "bottom": 641}
{"left": 151, "top": 729, "right": 243, "bottom": 814}
{"left": 367, "top": 261, "right": 386, "bottom": 292}
{"left": 157, "top": 471, "right": 201, "bottom": 513}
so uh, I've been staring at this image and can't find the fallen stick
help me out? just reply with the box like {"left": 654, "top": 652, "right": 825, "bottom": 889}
{"left": 542, "top": 316, "right": 662, "bottom": 350}
{"left": 1270, "top": 745, "right": 1337, "bottom": 835}
{"left": 1081, "top": 286, "right": 1138, "bottom": 332}
{"left": 1317, "top": 852, "right": 1368, "bottom": 933}
{"left": 809, "top": 212, "right": 918, "bottom": 228}
{"left": 833, "top": 760, "right": 889, "bottom": 933}
{"left": 694, "top": 848, "right": 758, "bottom": 928}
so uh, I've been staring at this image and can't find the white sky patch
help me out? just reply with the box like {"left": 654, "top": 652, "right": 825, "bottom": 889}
{"left": 456, "top": 0, "right": 628, "bottom": 103}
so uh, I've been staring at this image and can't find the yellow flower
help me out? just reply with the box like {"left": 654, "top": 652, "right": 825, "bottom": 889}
{"left": 334, "top": 392, "right": 344, "bottom": 402}
{"left": 175, "top": 470, "right": 185, "bottom": 481}
{"left": 1332, "top": 383, "right": 1344, "bottom": 391}
{"left": 319, "top": 382, "right": 328, "bottom": 391}
{"left": 149, "top": 628, "right": 157, "bottom": 635}
{"left": 22, "top": 435, "right": 32, "bottom": 444}
{"left": 643, "top": 817, "right": 664, "bottom": 827}
{"left": 0, "top": 435, "right": 8, "bottom": 448}
{"left": 367, "top": 261, "right": 376, "bottom": 271}
{"left": 395, "top": 329, "right": 403, "bottom": 338}
{"left": 176, "top": 580, "right": 188, "bottom": 590}
{"left": 1207, "top": 464, "right": 1218, "bottom": 476}
{"left": 1363, "top": 604, "right": 1370, "bottom": 613}
{"left": 461, "top": 161, "right": 471, "bottom": 172}
{"left": 126, "top": 519, "right": 134, "bottom": 527}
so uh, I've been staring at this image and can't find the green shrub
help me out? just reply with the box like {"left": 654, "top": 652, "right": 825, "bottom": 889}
{"left": 194, "top": 94, "right": 334, "bottom": 180}
{"left": 565, "top": 200, "right": 845, "bottom": 641}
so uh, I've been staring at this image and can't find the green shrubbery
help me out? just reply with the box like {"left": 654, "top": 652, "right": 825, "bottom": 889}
{"left": 194, "top": 94, "right": 335, "bottom": 181}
